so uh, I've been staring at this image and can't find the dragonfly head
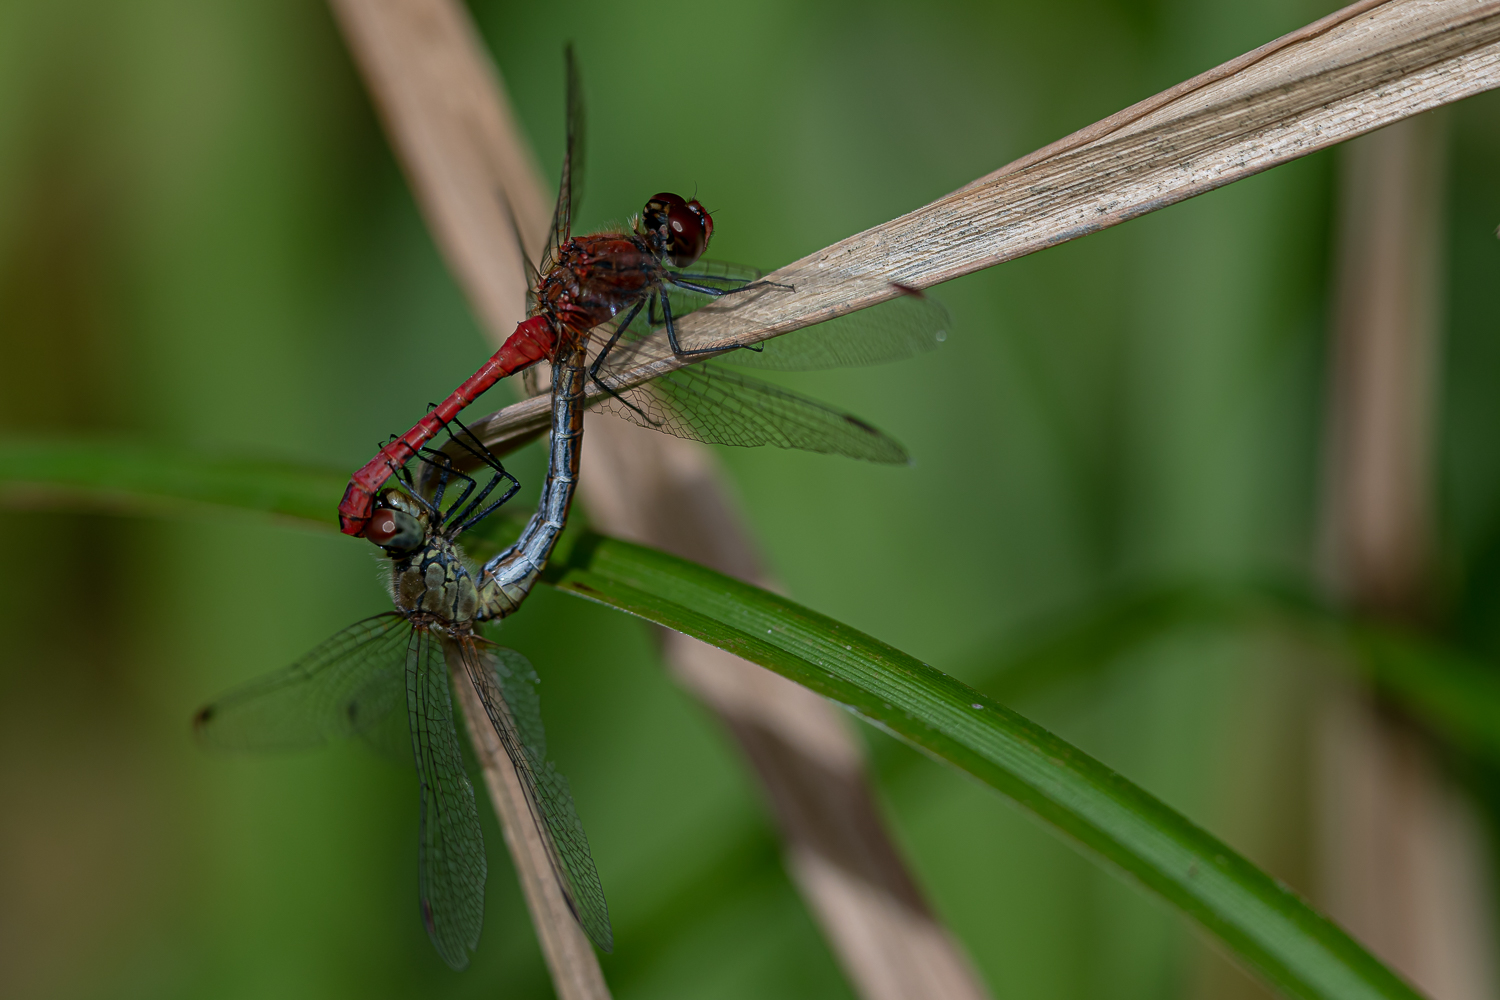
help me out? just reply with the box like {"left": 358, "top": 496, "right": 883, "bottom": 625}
{"left": 642, "top": 192, "right": 713, "bottom": 267}
{"left": 362, "top": 489, "right": 427, "bottom": 553}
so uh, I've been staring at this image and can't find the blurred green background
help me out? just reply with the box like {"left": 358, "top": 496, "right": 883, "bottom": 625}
{"left": 2, "top": 1, "right": 1499, "bottom": 998}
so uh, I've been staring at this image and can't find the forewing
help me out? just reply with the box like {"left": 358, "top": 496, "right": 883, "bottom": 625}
{"left": 593, "top": 363, "right": 909, "bottom": 464}
{"left": 668, "top": 258, "right": 764, "bottom": 284}
{"left": 194, "top": 613, "right": 410, "bottom": 753}
{"left": 541, "top": 45, "right": 585, "bottom": 274}
{"left": 615, "top": 260, "right": 766, "bottom": 338}
{"left": 723, "top": 287, "right": 950, "bottom": 371}
{"left": 606, "top": 278, "right": 947, "bottom": 371}
{"left": 461, "top": 637, "right": 613, "bottom": 952}
{"left": 407, "top": 627, "right": 487, "bottom": 970}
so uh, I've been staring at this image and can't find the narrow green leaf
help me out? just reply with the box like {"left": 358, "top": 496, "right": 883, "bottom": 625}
{"left": 1347, "top": 625, "right": 1500, "bottom": 763}
{"left": 542, "top": 536, "right": 1418, "bottom": 1000}
{"left": 0, "top": 437, "right": 347, "bottom": 528}
{"left": 0, "top": 438, "right": 1422, "bottom": 1000}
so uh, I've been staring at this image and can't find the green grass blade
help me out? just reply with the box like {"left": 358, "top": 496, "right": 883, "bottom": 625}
{"left": 0, "top": 438, "right": 1421, "bottom": 1000}
{"left": 542, "top": 535, "right": 1418, "bottom": 1000}
{"left": 0, "top": 437, "right": 347, "bottom": 527}
{"left": 1346, "top": 624, "right": 1500, "bottom": 763}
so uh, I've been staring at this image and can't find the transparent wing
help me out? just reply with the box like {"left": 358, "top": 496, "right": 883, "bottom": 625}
{"left": 614, "top": 279, "right": 949, "bottom": 371}
{"left": 408, "top": 627, "right": 486, "bottom": 971}
{"left": 541, "top": 45, "right": 585, "bottom": 274}
{"left": 613, "top": 259, "right": 764, "bottom": 341}
{"left": 593, "top": 363, "right": 909, "bottom": 464}
{"left": 664, "top": 257, "right": 765, "bottom": 288}
{"left": 194, "top": 613, "right": 411, "bottom": 754}
{"left": 460, "top": 636, "right": 613, "bottom": 952}
{"left": 725, "top": 288, "right": 950, "bottom": 370}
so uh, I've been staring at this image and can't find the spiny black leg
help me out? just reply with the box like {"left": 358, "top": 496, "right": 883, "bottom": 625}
{"left": 416, "top": 448, "right": 472, "bottom": 517}
{"left": 667, "top": 272, "right": 754, "bottom": 284}
{"left": 415, "top": 423, "right": 480, "bottom": 518}
{"left": 452, "top": 468, "right": 509, "bottom": 528}
{"left": 418, "top": 456, "right": 451, "bottom": 518}
{"left": 589, "top": 300, "right": 641, "bottom": 377}
{"left": 662, "top": 287, "right": 724, "bottom": 358}
{"left": 439, "top": 414, "right": 522, "bottom": 530}
{"left": 455, "top": 472, "right": 521, "bottom": 534}
{"left": 666, "top": 276, "right": 792, "bottom": 297}
{"left": 380, "top": 434, "right": 409, "bottom": 491}
{"left": 588, "top": 301, "right": 656, "bottom": 423}
{"left": 440, "top": 443, "right": 508, "bottom": 527}
{"left": 662, "top": 280, "right": 793, "bottom": 359}
{"left": 441, "top": 413, "right": 503, "bottom": 474}
{"left": 451, "top": 464, "right": 510, "bottom": 529}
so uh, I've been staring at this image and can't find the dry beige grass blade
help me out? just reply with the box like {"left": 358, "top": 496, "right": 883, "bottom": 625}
{"left": 445, "top": 647, "right": 611, "bottom": 999}
{"left": 327, "top": 2, "right": 992, "bottom": 998}
{"left": 576, "top": 419, "right": 991, "bottom": 1000}
{"left": 327, "top": 0, "right": 548, "bottom": 338}
{"left": 464, "top": 0, "right": 1500, "bottom": 450}
{"left": 328, "top": 2, "right": 606, "bottom": 997}
{"left": 1315, "top": 114, "right": 1498, "bottom": 1000}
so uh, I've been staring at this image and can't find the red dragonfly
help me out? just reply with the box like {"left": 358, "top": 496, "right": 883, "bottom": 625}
{"left": 338, "top": 48, "right": 948, "bottom": 538}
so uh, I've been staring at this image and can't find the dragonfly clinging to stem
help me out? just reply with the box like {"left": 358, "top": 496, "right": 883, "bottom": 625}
{"left": 337, "top": 45, "right": 950, "bottom": 539}
{"left": 196, "top": 425, "right": 611, "bottom": 969}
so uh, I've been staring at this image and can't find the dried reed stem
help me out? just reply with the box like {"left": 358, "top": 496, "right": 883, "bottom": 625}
{"left": 576, "top": 420, "right": 991, "bottom": 1000}
{"left": 446, "top": 649, "right": 611, "bottom": 999}
{"left": 466, "top": 0, "right": 1500, "bottom": 450}
{"left": 1315, "top": 113, "right": 1498, "bottom": 1000}
{"left": 327, "top": 1, "right": 991, "bottom": 997}
{"left": 327, "top": 0, "right": 606, "bottom": 995}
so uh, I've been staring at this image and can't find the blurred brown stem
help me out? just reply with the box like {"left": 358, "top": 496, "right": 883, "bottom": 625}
{"left": 327, "top": 0, "right": 608, "bottom": 994}
{"left": 1316, "top": 112, "right": 1497, "bottom": 999}
{"left": 327, "top": 0, "right": 992, "bottom": 996}
{"left": 445, "top": 645, "right": 610, "bottom": 999}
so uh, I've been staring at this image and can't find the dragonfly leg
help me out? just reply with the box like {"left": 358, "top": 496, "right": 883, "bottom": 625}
{"left": 660, "top": 288, "right": 723, "bottom": 359}
{"left": 424, "top": 447, "right": 455, "bottom": 511}
{"left": 453, "top": 471, "right": 521, "bottom": 534}
{"left": 668, "top": 272, "right": 771, "bottom": 348}
{"left": 411, "top": 412, "right": 497, "bottom": 519}
{"left": 338, "top": 316, "right": 556, "bottom": 536}
{"left": 435, "top": 416, "right": 523, "bottom": 531}
{"left": 587, "top": 300, "right": 658, "bottom": 425}
{"left": 660, "top": 280, "right": 793, "bottom": 359}
{"left": 412, "top": 445, "right": 481, "bottom": 520}
{"left": 431, "top": 451, "right": 479, "bottom": 516}
{"left": 665, "top": 276, "right": 793, "bottom": 297}
{"left": 666, "top": 272, "right": 753, "bottom": 284}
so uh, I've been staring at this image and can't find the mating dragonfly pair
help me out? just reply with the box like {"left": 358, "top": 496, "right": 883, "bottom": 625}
{"left": 197, "top": 47, "right": 949, "bottom": 969}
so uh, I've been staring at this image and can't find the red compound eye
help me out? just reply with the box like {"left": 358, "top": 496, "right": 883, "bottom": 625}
{"left": 362, "top": 506, "right": 422, "bottom": 551}
{"left": 684, "top": 199, "right": 713, "bottom": 252}
{"left": 644, "top": 192, "right": 713, "bottom": 267}
{"left": 363, "top": 509, "right": 400, "bottom": 545}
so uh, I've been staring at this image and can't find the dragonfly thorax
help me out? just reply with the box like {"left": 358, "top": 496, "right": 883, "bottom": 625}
{"left": 540, "top": 234, "right": 657, "bottom": 334}
{"left": 389, "top": 539, "right": 480, "bottom": 623}
{"left": 368, "top": 489, "right": 481, "bottom": 624}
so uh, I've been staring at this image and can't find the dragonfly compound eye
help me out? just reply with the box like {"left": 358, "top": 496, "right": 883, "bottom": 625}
{"left": 643, "top": 192, "right": 711, "bottom": 267}
{"left": 363, "top": 507, "right": 424, "bottom": 552}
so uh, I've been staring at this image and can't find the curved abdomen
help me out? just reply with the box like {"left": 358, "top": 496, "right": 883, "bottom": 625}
{"left": 475, "top": 328, "right": 589, "bottom": 619}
